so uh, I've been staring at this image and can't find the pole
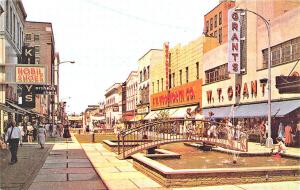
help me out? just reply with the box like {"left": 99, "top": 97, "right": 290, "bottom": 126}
{"left": 266, "top": 22, "right": 273, "bottom": 147}
{"left": 235, "top": 8, "right": 273, "bottom": 147}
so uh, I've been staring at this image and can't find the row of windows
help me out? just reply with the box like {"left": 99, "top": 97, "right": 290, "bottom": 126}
{"left": 206, "top": 11, "right": 222, "bottom": 33}
{"left": 25, "top": 33, "right": 40, "bottom": 42}
{"left": 262, "top": 37, "right": 300, "bottom": 69}
{"left": 152, "top": 62, "right": 200, "bottom": 93}
{"left": 207, "top": 28, "right": 223, "bottom": 44}
{"left": 5, "top": 0, "right": 24, "bottom": 51}
{"left": 106, "top": 97, "right": 116, "bottom": 105}
{"left": 126, "top": 83, "right": 137, "bottom": 97}
{"left": 140, "top": 66, "right": 150, "bottom": 82}
{"left": 126, "top": 99, "right": 136, "bottom": 111}
{"left": 205, "top": 64, "right": 229, "bottom": 84}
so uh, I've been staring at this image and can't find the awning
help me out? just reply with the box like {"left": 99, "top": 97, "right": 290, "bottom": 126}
{"left": 203, "top": 99, "right": 300, "bottom": 118}
{"left": 6, "top": 102, "right": 31, "bottom": 114}
{"left": 234, "top": 99, "right": 300, "bottom": 118}
{"left": 123, "top": 115, "right": 134, "bottom": 121}
{"left": 203, "top": 106, "right": 235, "bottom": 118}
{"left": 170, "top": 106, "right": 197, "bottom": 118}
{"left": 0, "top": 103, "right": 22, "bottom": 114}
{"left": 144, "top": 110, "right": 160, "bottom": 120}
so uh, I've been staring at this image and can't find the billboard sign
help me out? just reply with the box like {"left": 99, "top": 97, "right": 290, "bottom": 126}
{"left": 228, "top": 8, "right": 241, "bottom": 74}
{"left": 15, "top": 65, "right": 46, "bottom": 84}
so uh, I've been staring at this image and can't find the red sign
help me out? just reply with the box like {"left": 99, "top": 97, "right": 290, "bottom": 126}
{"left": 164, "top": 42, "right": 169, "bottom": 90}
{"left": 16, "top": 65, "right": 46, "bottom": 84}
{"left": 151, "top": 80, "right": 202, "bottom": 110}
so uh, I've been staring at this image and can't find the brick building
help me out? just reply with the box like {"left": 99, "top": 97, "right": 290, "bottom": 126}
{"left": 24, "top": 21, "right": 55, "bottom": 117}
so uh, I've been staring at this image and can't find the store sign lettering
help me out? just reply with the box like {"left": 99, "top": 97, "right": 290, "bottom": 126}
{"left": 16, "top": 66, "right": 46, "bottom": 84}
{"left": 151, "top": 80, "right": 202, "bottom": 110}
{"left": 228, "top": 8, "right": 241, "bottom": 74}
{"left": 206, "top": 80, "right": 261, "bottom": 103}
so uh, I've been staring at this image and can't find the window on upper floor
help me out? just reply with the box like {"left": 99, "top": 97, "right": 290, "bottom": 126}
{"left": 261, "top": 37, "right": 300, "bottom": 69}
{"left": 157, "top": 80, "right": 159, "bottom": 92}
{"left": 210, "top": 18, "right": 213, "bottom": 31}
{"left": 219, "top": 28, "right": 222, "bottom": 44}
{"left": 147, "top": 65, "right": 150, "bottom": 79}
{"left": 140, "top": 71, "right": 142, "bottom": 82}
{"left": 25, "top": 34, "right": 31, "bottom": 42}
{"left": 206, "top": 20, "right": 209, "bottom": 33}
{"left": 205, "top": 64, "right": 229, "bottom": 84}
{"left": 172, "top": 73, "right": 175, "bottom": 87}
{"left": 179, "top": 70, "right": 182, "bottom": 85}
{"left": 35, "top": 46, "right": 40, "bottom": 54}
{"left": 214, "top": 15, "right": 217, "bottom": 28}
{"left": 161, "top": 78, "right": 163, "bottom": 91}
{"left": 219, "top": 12, "right": 222, "bottom": 25}
{"left": 34, "top": 34, "right": 40, "bottom": 42}
{"left": 196, "top": 62, "right": 199, "bottom": 79}
{"left": 5, "top": 1, "right": 9, "bottom": 31}
{"left": 185, "top": 67, "right": 189, "bottom": 83}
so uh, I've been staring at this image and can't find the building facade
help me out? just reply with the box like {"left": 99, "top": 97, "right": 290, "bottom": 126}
{"left": 137, "top": 49, "right": 163, "bottom": 120}
{"left": 123, "top": 71, "right": 138, "bottom": 122}
{"left": 0, "top": 0, "right": 27, "bottom": 134}
{"left": 24, "top": 21, "right": 55, "bottom": 119}
{"left": 105, "top": 83, "right": 122, "bottom": 127}
{"left": 202, "top": 0, "right": 300, "bottom": 137}
{"left": 147, "top": 37, "right": 207, "bottom": 119}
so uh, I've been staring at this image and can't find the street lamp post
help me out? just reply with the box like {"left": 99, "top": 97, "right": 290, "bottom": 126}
{"left": 52, "top": 60, "right": 75, "bottom": 128}
{"left": 236, "top": 8, "right": 273, "bottom": 147}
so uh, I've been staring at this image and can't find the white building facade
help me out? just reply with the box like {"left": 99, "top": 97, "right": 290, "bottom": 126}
{"left": 105, "top": 83, "right": 122, "bottom": 127}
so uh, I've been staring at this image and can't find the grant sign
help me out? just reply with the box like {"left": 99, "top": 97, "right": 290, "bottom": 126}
{"left": 16, "top": 65, "right": 46, "bottom": 84}
{"left": 228, "top": 8, "right": 241, "bottom": 74}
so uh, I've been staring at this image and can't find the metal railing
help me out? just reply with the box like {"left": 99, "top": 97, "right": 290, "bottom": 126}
{"left": 117, "top": 119, "right": 248, "bottom": 159}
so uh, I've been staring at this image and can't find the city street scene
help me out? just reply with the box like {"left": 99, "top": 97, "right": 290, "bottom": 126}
{"left": 1, "top": 0, "right": 300, "bottom": 189}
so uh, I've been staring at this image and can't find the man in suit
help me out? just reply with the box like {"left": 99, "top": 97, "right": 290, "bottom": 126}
{"left": 5, "top": 121, "right": 21, "bottom": 165}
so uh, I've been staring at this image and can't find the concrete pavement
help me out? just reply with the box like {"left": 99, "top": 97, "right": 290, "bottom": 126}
{"left": 28, "top": 138, "right": 107, "bottom": 190}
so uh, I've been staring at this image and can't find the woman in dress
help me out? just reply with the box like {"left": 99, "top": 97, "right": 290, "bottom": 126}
{"left": 63, "top": 125, "right": 71, "bottom": 142}
{"left": 284, "top": 123, "right": 293, "bottom": 146}
{"left": 27, "top": 122, "right": 33, "bottom": 143}
{"left": 37, "top": 124, "right": 46, "bottom": 149}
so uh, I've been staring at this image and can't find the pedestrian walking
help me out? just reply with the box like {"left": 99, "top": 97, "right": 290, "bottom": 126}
{"left": 63, "top": 125, "right": 71, "bottom": 142}
{"left": 27, "top": 122, "right": 34, "bottom": 143}
{"left": 259, "top": 120, "right": 266, "bottom": 145}
{"left": 284, "top": 123, "right": 293, "bottom": 146}
{"left": 5, "top": 121, "right": 21, "bottom": 165}
{"left": 18, "top": 122, "right": 25, "bottom": 147}
{"left": 277, "top": 122, "right": 285, "bottom": 140}
{"left": 184, "top": 108, "right": 193, "bottom": 139}
{"left": 37, "top": 124, "right": 47, "bottom": 149}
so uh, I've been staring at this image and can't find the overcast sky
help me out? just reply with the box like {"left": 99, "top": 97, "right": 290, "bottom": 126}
{"left": 22, "top": 0, "right": 219, "bottom": 114}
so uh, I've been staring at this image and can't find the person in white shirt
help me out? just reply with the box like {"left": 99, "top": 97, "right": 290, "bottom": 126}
{"left": 5, "top": 121, "right": 21, "bottom": 164}
{"left": 18, "top": 122, "right": 24, "bottom": 147}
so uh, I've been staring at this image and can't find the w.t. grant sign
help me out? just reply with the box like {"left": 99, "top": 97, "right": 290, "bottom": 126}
{"left": 150, "top": 80, "right": 202, "bottom": 110}
{"left": 206, "top": 80, "right": 267, "bottom": 104}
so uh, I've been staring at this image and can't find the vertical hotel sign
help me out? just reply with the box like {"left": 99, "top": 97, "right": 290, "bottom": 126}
{"left": 164, "top": 42, "right": 169, "bottom": 90}
{"left": 228, "top": 8, "right": 241, "bottom": 74}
